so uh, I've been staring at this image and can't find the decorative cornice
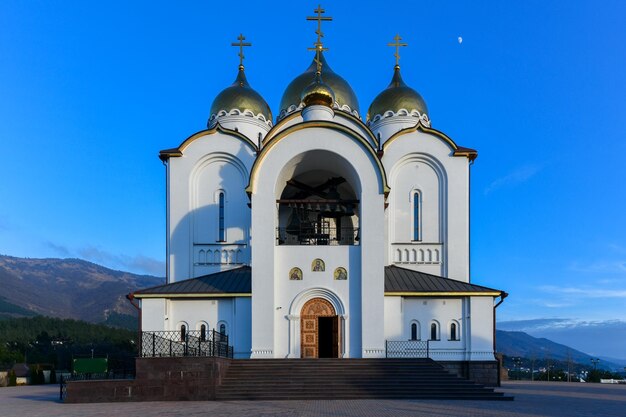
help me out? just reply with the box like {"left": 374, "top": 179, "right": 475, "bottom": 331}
{"left": 134, "top": 293, "right": 252, "bottom": 299}
{"left": 368, "top": 109, "right": 430, "bottom": 127}
{"left": 382, "top": 122, "right": 478, "bottom": 161}
{"left": 158, "top": 123, "right": 258, "bottom": 161}
{"left": 384, "top": 292, "right": 501, "bottom": 297}
{"left": 208, "top": 108, "right": 273, "bottom": 128}
{"left": 277, "top": 101, "right": 360, "bottom": 122}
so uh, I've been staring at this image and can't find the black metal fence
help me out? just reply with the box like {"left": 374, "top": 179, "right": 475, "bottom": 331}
{"left": 385, "top": 340, "right": 430, "bottom": 358}
{"left": 141, "top": 330, "right": 233, "bottom": 359}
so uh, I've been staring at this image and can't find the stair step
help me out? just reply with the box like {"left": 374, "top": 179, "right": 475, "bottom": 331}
{"left": 213, "top": 358, "right": 511, "bottom": 401}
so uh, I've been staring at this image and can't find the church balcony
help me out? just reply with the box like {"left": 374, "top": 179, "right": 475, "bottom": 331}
{"left": 392, "top": 242, "right": 443, "bottom": 265}
{"left": 276, "top": 226, "right": 360, "bottom": 246}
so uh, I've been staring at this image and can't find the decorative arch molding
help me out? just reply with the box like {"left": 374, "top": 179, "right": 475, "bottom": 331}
{"left": 409, "top": 319, "right": 421, "bottom": 341}
{"left": 175, "top": 321, "right": 189, "bottom": 339}
{"left": 288, "top": 287, "right": 346, "bottom": 317}
{"left": 429, "top": 320, "right": 441, "bottom": 341}
{"left": 262, "top": 109, "right": 379, "bottom": 148}
{"left": 389, "top": 153, "right": 448, "bottom": 248}
{"left": 246, "top": 121, "right": 390, "bottom": 196}
{"left": 217, "top": 320, "right": 228, "bottom": 335}
{"left": 448, "top": 319, "right": 461, "bottom": 341}
{"left": 382, "top": 122, "right": 477, "bottom": 161}
{"left": 195, "top": 320, "right": 209, "bottom": 331}
{"left": 159, "top": 122, "right": 258, "bottom": 161}
{"left": 190, "top": 152, "right": 249, "bottom": 211}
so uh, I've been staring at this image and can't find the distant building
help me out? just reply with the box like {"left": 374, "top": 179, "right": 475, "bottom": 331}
{"left": 131, "top": 8, "right": 506, "bottom": 373}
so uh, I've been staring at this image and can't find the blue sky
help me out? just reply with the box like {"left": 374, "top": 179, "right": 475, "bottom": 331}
{"left": 1, "top": 2, "right": 625, "bottom": 356}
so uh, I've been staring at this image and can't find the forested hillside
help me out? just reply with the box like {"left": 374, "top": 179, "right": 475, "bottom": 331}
{"left": 0, "top": 316, "right": 137, "bottom": 371}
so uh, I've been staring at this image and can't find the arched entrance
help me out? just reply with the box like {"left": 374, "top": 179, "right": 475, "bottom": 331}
{"left": 300, "top": 297, "right": 339, "bottom": 358}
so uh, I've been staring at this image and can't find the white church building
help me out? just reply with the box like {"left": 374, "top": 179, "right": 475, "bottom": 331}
{"left": 131, "top": 12, "right": 506, "bottom": 364}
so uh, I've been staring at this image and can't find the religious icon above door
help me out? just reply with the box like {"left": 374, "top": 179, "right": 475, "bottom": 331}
{"left": 289, "top": 267, "right": 303, "bottom": 280}
{"left": 311, "top": 258, "right": 325, "bottom": 271}
{"left": 334, "top": 267, "right": 347, "bottom": 280}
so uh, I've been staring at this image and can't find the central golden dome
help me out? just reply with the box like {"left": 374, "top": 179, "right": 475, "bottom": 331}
{"left": 279, "top": 52, "right": 359, "bottom": 119}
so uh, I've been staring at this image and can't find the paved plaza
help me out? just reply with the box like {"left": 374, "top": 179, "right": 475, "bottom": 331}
{"left": 1, "top": 381, "right": 625, "bottom": 417}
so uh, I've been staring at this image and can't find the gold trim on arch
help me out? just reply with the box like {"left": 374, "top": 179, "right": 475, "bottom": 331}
{"left": 246, "top": 120, "right": 390, "bottom": 195}
{"left": 262, "top": 112, "right": 302, "bottom": 145}
{"left": 382, "top": 122, "right": 478, "bottom": 161}
{"left": 159, "top": 122, "right": 258, "bottom": 161}
{"left": 262, "top": 109, "right": 379, "bottom": 148}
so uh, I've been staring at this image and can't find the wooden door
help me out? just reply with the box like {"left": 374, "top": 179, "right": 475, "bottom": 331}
{"left": 300, "top": 298, "right": 336, "bottom": 358}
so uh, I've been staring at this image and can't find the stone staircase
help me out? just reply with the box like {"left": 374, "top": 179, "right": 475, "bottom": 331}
{"left": 216, "top": 358, "right": 513, "bottom": 400}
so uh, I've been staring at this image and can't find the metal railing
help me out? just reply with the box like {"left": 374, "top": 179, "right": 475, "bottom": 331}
{"left": 385, "top": 340, "right": 430, "bottom": 358}
{"left": 141, "top": 330, "right": 233, "bottom": 359}
{"left": 276, "top": 226, "right": 359, "bottom": 246}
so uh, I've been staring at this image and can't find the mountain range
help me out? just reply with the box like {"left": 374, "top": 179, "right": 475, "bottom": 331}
{"left": 496, "top": 330, "right": 622, "bottom": 370}
{"left": 0, "top": 254, "right": 162, "bottom": 326}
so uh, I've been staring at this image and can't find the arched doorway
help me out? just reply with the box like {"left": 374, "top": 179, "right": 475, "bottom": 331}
{"left": 300, "top": 297, "right": 339, "bottom": 358}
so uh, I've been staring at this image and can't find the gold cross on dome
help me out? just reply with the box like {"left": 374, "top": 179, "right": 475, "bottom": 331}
{"left": 231, "top": 33, "right": 251, "bottom": 68}
{"left": 307, "top": 5, "right": 332, "bottom": 46}
{"left": 307, "top": 41, "right": 328, "bottom": 74}
{"left": 388, "top": 34, "right": 408, "bottom": 67}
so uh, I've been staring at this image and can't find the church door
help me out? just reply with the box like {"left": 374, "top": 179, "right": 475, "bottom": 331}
{"left": 300, "top": 298, "right": 338, "bottom": 358}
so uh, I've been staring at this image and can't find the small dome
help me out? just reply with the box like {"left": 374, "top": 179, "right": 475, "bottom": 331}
{"left": 301, "top": 72, "right": 335, "bottom": 108}
{"left": 367, "top": 66, "right": 429, "bottom": 124}
{"left": 208, "top": 66, "right": 272, "bottom": 126}
{"left": 279, "top": 52, "right": 359, "bottom": 119}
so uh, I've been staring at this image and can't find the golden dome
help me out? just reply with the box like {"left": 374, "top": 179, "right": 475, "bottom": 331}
{"left": 279, "top": 52, "right": 359, "bottom": 119}
{"left": 209, "top": 66, "right": 272, "bottom": 125}
{"left": 301, "top": 72, "right": 335, "bottom": 108}
{"left": 367, "top": 66, "right": 429, "bottom": 123}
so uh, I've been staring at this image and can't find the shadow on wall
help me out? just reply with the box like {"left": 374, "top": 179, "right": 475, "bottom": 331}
{"left": 170, "top": 139, "right": 254, "bottom": 281}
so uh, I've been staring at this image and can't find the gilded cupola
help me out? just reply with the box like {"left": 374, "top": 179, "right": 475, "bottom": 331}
{"left": 367, "top": 35, "right": 430, "bottom": 128}
{"left": 278, "top": 52, "right": 359, "bottom": 121}
{"left": 207, "top": 35, "right": 273, "bottom": 130}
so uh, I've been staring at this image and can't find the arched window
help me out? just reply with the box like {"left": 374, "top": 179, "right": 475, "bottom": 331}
{"left": 220, "top": 323, "right": 226, "bottom": 335}
{"left": 218, "top": 192, "right": 225, "bottom": 242}
{"left": 430, "top": 323, "right": 438, "bottom": 341}
{"left": 180, "top": 324, "right": 187, "bottom": 341}
{"left": 200, "top": 324, "right": 207, "bottom": 342}
{"left": 413, "top": 192, "right": 421, "bottom": 241}
{"left": 450, "top": 322, "right": 458, "bottom": 341}
{"left": 411, "top": 323, "right": 418, "bottom": 340}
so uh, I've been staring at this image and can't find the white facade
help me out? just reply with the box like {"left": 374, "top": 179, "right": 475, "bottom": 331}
{"left": 133, "top": 44, "right": 504, "bottom": 362}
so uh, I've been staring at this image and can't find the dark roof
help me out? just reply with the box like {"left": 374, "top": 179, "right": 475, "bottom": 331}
{"left": 132, "top": 265, "right": 502, "bottom": 298}
{"left": 384, "top": 265, "right": 502, "bottom": 295}
{"left": 133, "top": 266, "right": 251, "bottom": 297}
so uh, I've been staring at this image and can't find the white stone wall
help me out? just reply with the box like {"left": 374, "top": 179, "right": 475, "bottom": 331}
{"left": 142, "top": 297, "right": 252, "bottom": 358}
{"left": 383, "top": 296, "right": 494, "bottom": 361}
{"left": 382, "top": 128, "right": 470, "bottom": 281}
{"left": 166, "top": 131, "right": 256, "bottom": 282}
{"left": 249, "top": 117, "right": 386, "bottom": 358}
{"left": 273, "top": 245, "right": 359, "bottom": 358}
{"left": 468, "top": 296, "right": 496, "bottom": 361}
